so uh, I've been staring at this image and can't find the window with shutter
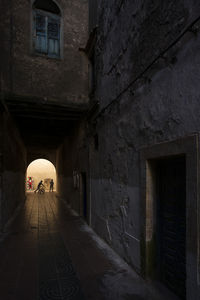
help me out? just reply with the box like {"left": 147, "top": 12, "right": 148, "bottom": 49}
{"left": 35, "top": 13, "right": 47, "bottom": 54}
{"left": 32, "top": 0, "right": 61, "bottom": 58}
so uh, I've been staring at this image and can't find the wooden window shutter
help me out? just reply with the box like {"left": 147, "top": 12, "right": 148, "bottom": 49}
{"left": 35, "top": 13, "right": 47, "bottom": 53}
{"left": 47, "top": 17, "right": 60, "bottom": 56}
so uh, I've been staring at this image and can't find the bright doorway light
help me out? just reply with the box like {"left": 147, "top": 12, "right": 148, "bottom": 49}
{"left": 26, "top": 159, "right": 56, "bottom": 191}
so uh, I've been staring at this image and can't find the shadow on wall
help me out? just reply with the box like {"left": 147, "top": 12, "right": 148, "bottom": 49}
{"left": 26, "top": 158, "right": 57, "bottom": 191}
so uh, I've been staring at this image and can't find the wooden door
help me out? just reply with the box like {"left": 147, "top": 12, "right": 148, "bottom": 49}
{"left": 156, "top": 156, "right": 186, "bottom": 299}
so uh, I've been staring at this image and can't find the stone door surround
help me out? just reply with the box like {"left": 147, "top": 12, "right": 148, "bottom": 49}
{"left": 140, "top": 134, "right": 199, "bottom": 300}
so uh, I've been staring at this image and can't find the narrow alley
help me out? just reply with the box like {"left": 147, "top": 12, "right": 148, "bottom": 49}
{"left": 1, "top": 1, "right": 200, "bottom": 299}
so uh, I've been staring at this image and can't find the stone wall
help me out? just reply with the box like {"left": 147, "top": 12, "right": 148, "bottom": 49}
{"left": 88, "top": 0, "right": 200, "bottom": 297}
{"left": 0, "top": 0, "right": 89, "bottom": 105}
{"left": 0, "top": 109, "right": 3, "bottom": 232}
{"left": 0, "top": 109, "right": 26, "bottom": 232}
{"left": 56, "top": 121, "right": 89, "bottom": 218}
{"left": 27, "top": 147, "right": 56, "bottom": 167}
{"left": 95, "top": 0, "right": 200, "bottom": 109}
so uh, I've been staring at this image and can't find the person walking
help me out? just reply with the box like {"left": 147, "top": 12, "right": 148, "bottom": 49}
{"left": 49, "top": 179, "right": 54, "bottom": 192}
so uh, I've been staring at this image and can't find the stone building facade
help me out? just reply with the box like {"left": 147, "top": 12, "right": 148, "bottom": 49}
{"left": 1, "top": 0, "right": 88, "bottom": 104}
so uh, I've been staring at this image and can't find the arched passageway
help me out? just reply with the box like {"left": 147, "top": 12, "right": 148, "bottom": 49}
{"left": 26, "top": 158, "right": 57, "bottom": 192}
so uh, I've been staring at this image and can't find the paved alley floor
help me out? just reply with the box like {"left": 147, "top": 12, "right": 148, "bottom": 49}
{"left": 0, "top": 193, "right": 179, "bottom": 300}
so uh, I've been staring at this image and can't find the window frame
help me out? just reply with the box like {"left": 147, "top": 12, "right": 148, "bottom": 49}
{"left": 32, "top": 8, "right": 61, "bottom": 59}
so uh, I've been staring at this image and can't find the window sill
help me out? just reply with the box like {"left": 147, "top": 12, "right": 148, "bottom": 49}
{"left": 30, "top": 51, "right": 63, "bottom": 61}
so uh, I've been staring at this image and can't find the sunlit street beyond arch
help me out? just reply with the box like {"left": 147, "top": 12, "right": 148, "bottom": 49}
{"left": 26, "top": 159, "right": 57, "bottom": 192}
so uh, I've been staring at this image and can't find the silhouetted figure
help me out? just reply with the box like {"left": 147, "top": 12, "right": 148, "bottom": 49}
{"left": 34, "top": 180, "right": 44, "bottom": 193}
{"left": 49, "top": 179, "right": 54, "bottom": 192}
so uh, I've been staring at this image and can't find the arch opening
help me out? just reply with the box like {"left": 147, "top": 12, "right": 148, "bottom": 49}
{"left": 26, "top": 158, "right": 57, "bottom": 192}
{"left": 33, "top": 0, "right": 60, "bottom": 15}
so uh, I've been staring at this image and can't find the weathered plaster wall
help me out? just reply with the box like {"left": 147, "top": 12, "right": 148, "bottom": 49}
{"left": 90, "top": 0, "right": 200, "bottom": 282}
{"left": 0, "top": 111, "right": 26, "bottom": 232}
{"left": 95, "top": 0, "right": 200, "bottom": 109}
{"left": 1, "top": 0, "right": 89, "bottom": 105}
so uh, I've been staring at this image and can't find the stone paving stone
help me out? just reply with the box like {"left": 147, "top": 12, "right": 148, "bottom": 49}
{"left": 60, "top": 277, "right": 85, "bottom": 300}
{"left": 37, "top": 195, "right": 85, "bottom": 300}
{"left": 0, "top": 192, "right": 178, "bottom": 300}
{"left": 39, "top": 279, "right": 62, "bottom": 300}
{"left": 0, "top": 193, "right": 86, "bottom": 300}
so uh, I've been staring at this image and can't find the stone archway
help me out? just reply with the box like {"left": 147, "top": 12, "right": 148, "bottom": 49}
{"left": 26, "top": 158, "right": 57, "bottom": 192}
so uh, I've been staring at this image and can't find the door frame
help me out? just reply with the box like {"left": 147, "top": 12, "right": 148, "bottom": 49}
{"left": 140, "top": 135, "right": 199, "bottom": 300}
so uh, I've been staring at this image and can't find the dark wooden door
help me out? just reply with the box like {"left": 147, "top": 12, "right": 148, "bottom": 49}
{"left": 156, "top": 156, "right": 186, "bottom": 299}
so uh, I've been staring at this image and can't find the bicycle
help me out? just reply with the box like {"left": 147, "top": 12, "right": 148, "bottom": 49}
{"left": 38, "top": 185, "right": 45, "bottom": 194}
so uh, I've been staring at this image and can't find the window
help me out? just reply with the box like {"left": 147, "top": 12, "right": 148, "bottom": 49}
{"left": 32, "top": 0, "right": 61, "bottom": 58}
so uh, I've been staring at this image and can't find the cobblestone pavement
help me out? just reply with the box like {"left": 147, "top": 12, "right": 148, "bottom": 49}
{"left": 0, "top": 193, "right": 179, "bottom": 300}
